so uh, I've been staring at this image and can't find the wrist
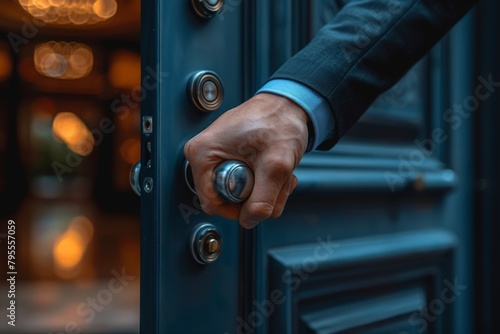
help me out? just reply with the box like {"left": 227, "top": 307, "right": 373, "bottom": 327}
{"left": 253, "top": 93, "right": 310, "bottom": 152}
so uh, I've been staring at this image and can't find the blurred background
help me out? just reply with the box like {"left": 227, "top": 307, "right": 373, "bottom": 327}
{"left": 0, "top": 1, "right": 141, "bottom": 333}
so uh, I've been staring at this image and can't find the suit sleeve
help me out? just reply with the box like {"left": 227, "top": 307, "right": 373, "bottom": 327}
{"left": 269, "top": 0, "right": 479, "bottom": 150}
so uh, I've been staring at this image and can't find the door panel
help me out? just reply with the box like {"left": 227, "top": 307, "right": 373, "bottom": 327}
{"left": 141, "top": 1, "right": 245, "bottom": 333}
{"left": 266, "top": 230, "right": 454, "bottom": 333}
{"left": 141, "top": 1, "right": 474, "bottom": 333}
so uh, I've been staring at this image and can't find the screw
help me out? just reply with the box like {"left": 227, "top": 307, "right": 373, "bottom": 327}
{"left": 143, "top": 177, "right": 153, "bottom": 193}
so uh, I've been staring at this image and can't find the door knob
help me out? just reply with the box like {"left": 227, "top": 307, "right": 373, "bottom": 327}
{"left": 130, "top": 161, "right": 142, "bottom": 196}
{"left": 130, "top": 161, "right": 153, "bottom": 196}
{"left": 213, "top": 160, "right": 254, "bottom": 203}
{"left": 184, "top": 160, "right": 254, "bottom": 203}
{"left": 191, "top": 0, "right": 224, "bottom": 19}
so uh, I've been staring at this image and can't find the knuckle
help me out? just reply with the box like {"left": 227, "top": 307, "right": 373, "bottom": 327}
{"left": 246, "top": 201, "right": 274, "bottom": 221}
{"left": 266, "top": 157, "right": 294, "bottom": 182}
{"left": 183, "top": 140, "right": 194, "bottom": 159}
{"left": 184, "top": 135, "right": 207, "bottom": 159}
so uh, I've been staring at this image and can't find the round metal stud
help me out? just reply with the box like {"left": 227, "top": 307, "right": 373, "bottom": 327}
{"left": 188, "top": 71, "right": 224, "bottom": 112}
{"left": 190, "top": 223, "right": 222, "bottom": 264}
{"left": 143, "top": 177, "right": 153, "bottom": 194}
{"left": 191, "top": 0, "right": 225, "bottom": 19}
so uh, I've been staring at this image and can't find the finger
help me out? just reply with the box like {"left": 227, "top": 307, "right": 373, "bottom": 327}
{"left": 271, "top": 174, "right": 298, "bottom": 218}
{"left": 190, "top": 162, "right": 241, "bottom": 220}
{"left": 185, "top": 138, "right": 227, "bottom": 212}
{"left": 239, "top": 157, "right": 293, "bottom": 228}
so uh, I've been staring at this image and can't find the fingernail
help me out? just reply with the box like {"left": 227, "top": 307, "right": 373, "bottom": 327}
{"left": 241, "top": 220, "right": 259, "bottom": 229}
{"left": 287, "top": 178, "right": 298, "bottom": 195}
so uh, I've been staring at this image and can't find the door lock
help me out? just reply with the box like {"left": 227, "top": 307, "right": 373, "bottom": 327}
{"left": 190, "top": 223, "right": 222, "bottom": 264}
{"left": 184, "top": 160, "right": 254, "bottom": 203}
{"left": 188, "top": 71, "right": 224, "bottom": 112}
{"left": 191, "top": 0, "right": 225, "bottom": 19}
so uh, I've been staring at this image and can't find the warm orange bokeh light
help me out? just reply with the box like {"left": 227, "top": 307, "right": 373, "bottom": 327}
{"left": 0, "top": 49, "right": 12, "bottom": 82}
{"left": 34, "top": 41, "right": 93, "bottom": 80}
{"left": 93, "top": 0, "right": 118, "bottom": 19}
{"left": 53, "top": 216, "right": 94, "bottom": 275}
{"left": 69, "top": 216, "right": 94, "bottom": 242}
{"left": 52, "top": 112, "right": 95, "bottom": 156}
{"left": 53, "top": 230, "right": 86, "bottom": 269}
{"left": 19, "top": 0, "right": 118, "bottom": 25}
{"left": 120, "top": 138, "right": 140, "bottom": 165}
{"left": 108, "top": 50, "right": 141, "bottom": 90}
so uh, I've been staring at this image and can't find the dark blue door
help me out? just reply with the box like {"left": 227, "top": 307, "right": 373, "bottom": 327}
{"left": 140, "top": 1, "right": 475, "bottom": 333}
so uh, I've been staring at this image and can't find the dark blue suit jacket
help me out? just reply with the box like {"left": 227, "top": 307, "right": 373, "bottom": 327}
{"left": 270, "top": 0, "right": 479, "bottom": 149}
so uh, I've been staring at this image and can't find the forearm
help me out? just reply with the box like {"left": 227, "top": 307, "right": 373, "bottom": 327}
{"left": 271, "top": 0, "right": 479, "bottom": 149}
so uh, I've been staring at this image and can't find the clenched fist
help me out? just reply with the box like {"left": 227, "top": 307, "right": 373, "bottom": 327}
{"left": 184, "top": 93, "right": 310, "bottom": 229}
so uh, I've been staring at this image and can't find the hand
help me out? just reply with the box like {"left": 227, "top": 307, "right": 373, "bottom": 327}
{"left": 184, "top": 93, "right": 310, "bottom": 228}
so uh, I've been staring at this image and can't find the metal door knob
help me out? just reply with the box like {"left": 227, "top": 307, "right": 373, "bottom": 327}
{"left": 213, "top": 160, "right": 254, "bottom": 203}
{"left": 130, "top": 161, "right": 153, "bottom": 196}
{"left": 130, "top": 161, "right": 142, "bottom": 196}
{"left": 184, "top": 160, "right": 254, "bottom": 203}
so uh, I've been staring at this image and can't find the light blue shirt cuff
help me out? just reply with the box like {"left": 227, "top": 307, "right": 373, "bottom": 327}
{"left": 256, "top": 79, "right": 334, "bottom": 150}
